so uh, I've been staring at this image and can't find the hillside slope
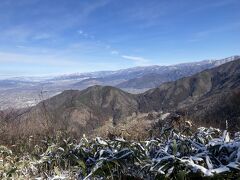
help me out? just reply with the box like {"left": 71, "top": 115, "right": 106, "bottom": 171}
{"left": 25, "top": 85, "right": 138, "bottom": 135}
{"left": 21, "top": 58, "right": 240, "bottom": 135}
{"left": 138, "top": 58, "right": 240, "bottom": 129}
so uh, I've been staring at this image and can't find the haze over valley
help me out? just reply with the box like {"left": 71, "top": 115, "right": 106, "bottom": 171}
{"left": 0, "top": 55, "right": 238, "bottom": 109}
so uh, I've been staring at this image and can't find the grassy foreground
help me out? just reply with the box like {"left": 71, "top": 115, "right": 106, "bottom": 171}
{"left": 0, "top": 126, "right": 240, "bottom": 179}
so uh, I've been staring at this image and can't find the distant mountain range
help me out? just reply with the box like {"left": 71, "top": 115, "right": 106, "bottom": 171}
{"left": 57, "top": 55, "right": 240, "bottom": 90}
{"left": 19, "top": 57, "right": 240, "bottom": 135}
{"left": 0, "top": 55, "right": 239, "bottom": 109}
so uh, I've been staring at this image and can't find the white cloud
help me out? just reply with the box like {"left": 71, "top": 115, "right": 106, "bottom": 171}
{"left": 0, "top": 51, "right": 78, "bottom": 66}
{"left": 15, "top": 45, "right": 52, "bottom": 54}
{"left": 111, "top": 50, "right": 119, "bottom": 55}
{"left": 0, "top": 26, "right": 52, "bottom": 42}
{"left": 76, "top": 30, "right": 120, "bottom": 56}
{"left": 122, "top": 55, "right": 150, "bottom": 65}
{"left": 16, "top": 45, "right": 27, "bottom": 49}
{"left": 77, "top": 30, "right": 83, "bottom": 34}
{"left": 32, "top": 33, "right": 52, "bottom": 40}
{"left": 0, "top": 26, "right": 33, "bottom": 42}
{"left": 77, "top": 30, "right": 91, "bottom": 39}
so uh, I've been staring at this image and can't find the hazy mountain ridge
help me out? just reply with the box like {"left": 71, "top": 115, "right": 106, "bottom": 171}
{"left": 18, "top": 57, "right": 240, "bottom": 136}
{"left": 0, "top": 56, "right": 238, "bottom": 109}
{"left": 117, "top": 56, "right": 240, "bottom": 89}
{"left": 139, "top": 58, "right": 240, "bottom": 109}
{"left": 55, "top": 55, "right": 239, "bottom": 83}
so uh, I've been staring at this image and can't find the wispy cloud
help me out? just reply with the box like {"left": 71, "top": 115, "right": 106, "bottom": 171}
{"left": 0, "top": 0, "right": 111, "bottom": 42}
{"left": 0, "top": 51, "right": 78, "bottom": 66}
{"left": 78, "top": 27, "right": 152, "bottom": 65}
{"left": 0, "top": 26, "right": 53, "bottom": 43}
{"left": 189, "top": 0, "right": 239, "bottom": 13}
{"left": 0, "top": 26, "right": 33, "bottom": 42}
{"left": 32, "top": 33, "right": 52, "bottom": 40}
{"left": 118, "top": 1, "right": 168, "bottom": 28}
{"left": 189, "top": 22, "right": 240, "bottom": 42}
{"left": 111, "top": 50, "right": 119, "bottom": 55}
{"left": 15, "top": 45, "right": 55, "bottom": 54}
{"left": 77, "top": 30, "right": 83, "bottom": 34}
{"left": 121, "top": 55, "right": 151, "bottom": 66}
{"left": 77, "top": 30, "right": 93, "bottom": 39}
{"left": 76, "top": 30, "right": 122, "bottom": 56}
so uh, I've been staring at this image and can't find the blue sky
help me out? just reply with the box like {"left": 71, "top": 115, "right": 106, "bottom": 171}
{"left": 0, "top": 0, "right": 240, "bottom": 76}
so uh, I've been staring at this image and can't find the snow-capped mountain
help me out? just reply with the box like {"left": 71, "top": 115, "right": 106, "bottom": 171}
{"left": 0, "top": 55, "right": 238, "bottom": 109}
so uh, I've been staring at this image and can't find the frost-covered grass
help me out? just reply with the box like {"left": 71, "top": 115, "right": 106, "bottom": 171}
{"left": 0, "top": 126, "right": 240, "bottom": 179}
